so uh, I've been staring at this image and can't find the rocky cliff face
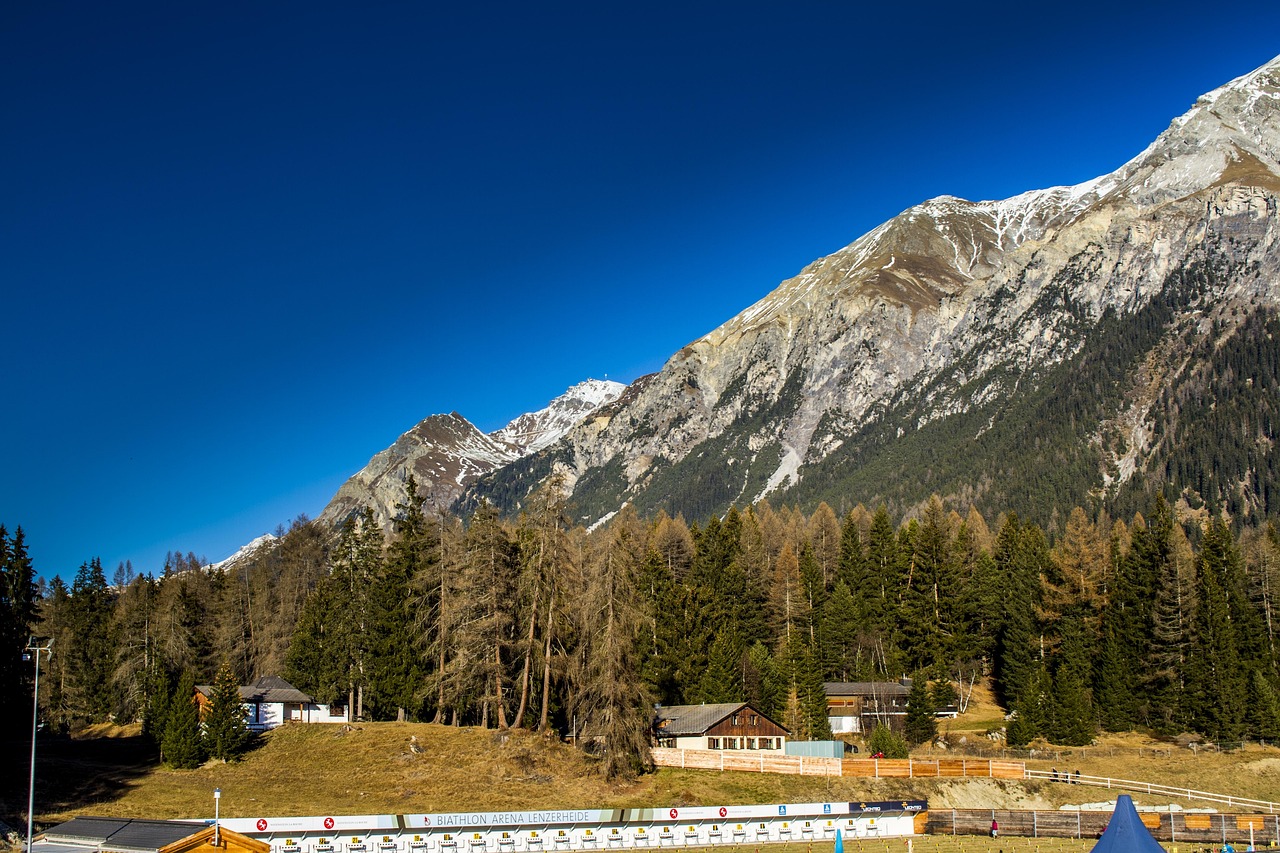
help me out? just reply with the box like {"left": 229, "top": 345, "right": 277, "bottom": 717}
{"left": 467, "top": 56, "right": 1280, "bottom": 526}
{"left": 318, "top": 379, "right": 624, "bottom": 530}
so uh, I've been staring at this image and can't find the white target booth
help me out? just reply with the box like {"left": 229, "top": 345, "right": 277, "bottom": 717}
{"left": 217, "top": 801, "right": 927, "bottom": 853}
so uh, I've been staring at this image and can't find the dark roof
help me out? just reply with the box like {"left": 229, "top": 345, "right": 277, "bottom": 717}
{"left": 824, "top": 680, "right": 911, "bottom": 697}
{"left": 241, "top": 675, "right": 312, "bottom": 704}
{"left": 195, "top": 675, "right": 312, "bottom": 704}
{"left": 654, "top": 702, "right": 788, "bottom": 737}
{"left": 39, "top": 818, "right": 205, "bottom": 853}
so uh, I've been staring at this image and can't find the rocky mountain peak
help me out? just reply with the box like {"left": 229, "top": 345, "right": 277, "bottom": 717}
{"left": 315, "top": 379, "right": 626, "bottom": 531}
{"left": 462, "top": 53, "right": 1280, "bottom": 529}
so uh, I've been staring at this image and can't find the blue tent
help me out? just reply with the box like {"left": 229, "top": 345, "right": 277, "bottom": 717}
{"left": 1089, "top": 795, "right": 1166, "bottom": 853}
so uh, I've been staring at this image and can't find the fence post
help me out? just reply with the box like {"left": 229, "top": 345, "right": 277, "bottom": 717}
{"left": 1033, "top": 811, "right": 1038, "bottom": 838}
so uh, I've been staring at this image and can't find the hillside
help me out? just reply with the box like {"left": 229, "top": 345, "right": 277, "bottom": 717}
{"left": 11, "top": 721, "right": 1279, "bottom": 827}
{"left": 458, "top": 56, "right": 1280, "bottom": 530}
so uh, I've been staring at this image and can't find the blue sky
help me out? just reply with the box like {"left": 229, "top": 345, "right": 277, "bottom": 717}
{"left": 4, "top": 1, "right": 1279, "bottom": 581}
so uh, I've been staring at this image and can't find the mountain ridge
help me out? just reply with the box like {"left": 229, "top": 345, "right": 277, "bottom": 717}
{"left": 308, "top": 54, "right": 1280, "bottom": 536}
{"left": 461, "top": 54, "right": 1280, "bottom": 528}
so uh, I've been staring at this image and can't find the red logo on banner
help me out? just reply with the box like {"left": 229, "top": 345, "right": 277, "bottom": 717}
{"left": 718, "top": 808, "right": 727, "bottom": 818}
{"left": 256, "top": 820, "right": 268, "bottom": 832}
{"left": 669, "top": 809, "right": 678, "bottom": 820}
{"left": 324, "top": 818, "right": 335, "bottom": 830}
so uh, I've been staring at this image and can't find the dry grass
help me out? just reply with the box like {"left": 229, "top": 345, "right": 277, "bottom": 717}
{"left": 14, "top": 719, "right": 1278, "bottom": 827}
{"left": 8, "top": 681, "right": 1277, "bottom": 827}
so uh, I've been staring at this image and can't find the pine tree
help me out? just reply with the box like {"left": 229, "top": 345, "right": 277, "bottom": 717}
{"left": 699, "top": 626, "right": 745, "bottom": 703}
{"left": 818, "top": 581, "right": 860, "bottom": 681}
{"left": 203, "top": 661, "right": 251, "bottom": 762}
{"left": 1046, "top": 619, "right": 1095, "bottom": 745}
{"left": 161, "top": 671, "right": 204, "bottom": 769}
{"left": 903, "top": 675, "right": 937, "bottom": 746}
{"left": 991, "top": 515, "right": 1043, "bottom": 709}
{"left": 900, "top": 496, "right": 958, "bottom": 671}
{"left": 0, "top": 525, "right": 38, "bottom": 729}
{"left": 866, "top": 723, "right": 908, "bottom": 758}
{"left": 1186, "top": 517, "right": 1248, "bottom": 740}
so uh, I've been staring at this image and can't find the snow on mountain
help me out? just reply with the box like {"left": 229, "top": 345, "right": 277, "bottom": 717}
{"left": 492, "top": 378, "right": 626, "bottom": 455}
{"left": 207, "top": 533, "right": 278, "bottom": 573}
{"left": 462, "top": 54, "right": 1280, "bottom": 528}
{"left": 314, "top": 379, "right": 626, "bottom": 531}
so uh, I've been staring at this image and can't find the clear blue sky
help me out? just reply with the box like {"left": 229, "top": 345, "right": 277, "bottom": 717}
{"left": 4, "top": 1, "right": 1279, "bottom": 581}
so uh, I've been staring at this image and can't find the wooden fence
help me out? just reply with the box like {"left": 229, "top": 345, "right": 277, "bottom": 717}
{"left": 651, "top": 749, "right": 1024, "bottom": 779}
{"left": 928, "top": 809, "right": 1280, "bottom": 845}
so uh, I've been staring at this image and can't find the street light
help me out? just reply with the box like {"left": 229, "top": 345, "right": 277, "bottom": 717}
{"left": 24, "top": 637, "right": 53, "bottom": 853}
{"left": 214, "top": 789, "right": 221, "bottom": 848}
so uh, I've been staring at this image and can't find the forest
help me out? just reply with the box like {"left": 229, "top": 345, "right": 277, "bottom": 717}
{"left": 2, "top": 476, "right": 1280, "bottom": 780}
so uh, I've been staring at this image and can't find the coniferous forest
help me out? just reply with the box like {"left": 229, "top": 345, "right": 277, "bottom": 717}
{"left": 3, "top": 477, "right": 1280, "bottom": 780}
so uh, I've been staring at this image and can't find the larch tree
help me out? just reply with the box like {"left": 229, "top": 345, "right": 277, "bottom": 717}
{"left": 571, "top": 506, "right": 654, "bottom": 781}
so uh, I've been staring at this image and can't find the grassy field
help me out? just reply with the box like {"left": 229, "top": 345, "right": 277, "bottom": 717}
{"left": 1, "top": 682, "right": 1276, "bottom": 835}
{"left": 4, "top": 719, "right": 1278, "bottom": 829}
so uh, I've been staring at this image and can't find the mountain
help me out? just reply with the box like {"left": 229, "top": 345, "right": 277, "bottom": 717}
{"left": 317, "top": 379, "right": 625, "bottom": 529}
{"left": 464, "top": 56, "right": 1280, "bottom": 528}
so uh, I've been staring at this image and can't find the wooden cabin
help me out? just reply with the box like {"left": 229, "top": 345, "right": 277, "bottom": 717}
{"left": 653, "top": 702, "right": 788, "bottom": 750}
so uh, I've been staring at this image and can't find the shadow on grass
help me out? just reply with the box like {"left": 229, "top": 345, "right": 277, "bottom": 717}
{"left": 0, "top": 730, "right": 159, "bottom": 829}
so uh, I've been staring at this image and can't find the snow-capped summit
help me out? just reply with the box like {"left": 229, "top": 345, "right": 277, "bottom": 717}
{"left": 315, "top": 378, "right": 627, "bottom": 530}
{"left": 492, "top": 378, "right": 626, "bottom": 454}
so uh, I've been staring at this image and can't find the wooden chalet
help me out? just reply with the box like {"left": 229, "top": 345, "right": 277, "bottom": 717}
{"left": 824, "top": 676, "right": 959, "bottom": 734}
{"left": 823, "top": 678, "right": 912, "bottom": 734}
{"left": 653, "top": 702, "right": 788, "bottom": 751}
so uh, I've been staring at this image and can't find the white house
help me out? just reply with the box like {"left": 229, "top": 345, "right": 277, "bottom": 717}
{"left": 196, "top": 675, "right": 349, "bottom": 731}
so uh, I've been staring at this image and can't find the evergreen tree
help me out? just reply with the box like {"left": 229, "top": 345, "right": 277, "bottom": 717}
{"left": 1047, "top": 618, "right": 1095, "bottom": 745}
{"left": 991, "top": 515, "right": 1043, "bottom": 709}
{"left": 161, "top": 670, "right": 204, "bottom": 769}
{"left": 866, "top": 723, "right": 908, "bottom": 758}
{"left": 903, "top": 675, "right": 937, "bottom": 746}
{"left": 742, "top": 641, "right": 783, "bottom": 720}
{"left": 203, "top": 661, "right": 251, "bottom": 762}
{"left": 699, "top": 626, "right": 745, "bottom": 703}
{"left": 818, "top": 581, "right": 860, "bottom": 681}
{"left": 285, "top": 574, "right": 345, "bottom": 706}
{"left": 68, "top": 558, "right": 117, "bottom": 722}
{"left": 0, "top": 526, "right": 38, "bottom": 730}
{"left": 900, "top": 496, "right": 958, "bottom": 671}
{"left": 1186, "top": 517, "right": 1248, "bottom": 740}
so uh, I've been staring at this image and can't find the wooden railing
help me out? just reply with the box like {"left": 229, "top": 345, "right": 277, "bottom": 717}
{"left": 651, "top": 749, "right": 1023, "bottom": 779}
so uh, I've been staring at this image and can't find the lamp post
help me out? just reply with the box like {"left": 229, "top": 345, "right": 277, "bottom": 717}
{"left": 24, "top": 638, "right": 53, "bottom": 853}
{"left": 214, "top": 789, "right": 221, "bottom": 848}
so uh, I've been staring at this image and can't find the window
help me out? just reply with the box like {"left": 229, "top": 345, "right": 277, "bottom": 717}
{"left": 746, "top": 738, "right": 756, "bottom": 749}
{"left": 750, "top": 714, "right": 759, "bottom": 726}
{"left": 732, "top": 714, "right": 740, "bottom": 725}
{"left": 708, "top": 737, "right": 720, "bottom": 749}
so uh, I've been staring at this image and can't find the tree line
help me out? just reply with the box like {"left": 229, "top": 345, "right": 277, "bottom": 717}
{"left": 4, "top": 481, "right": 1280, "bottom": 778}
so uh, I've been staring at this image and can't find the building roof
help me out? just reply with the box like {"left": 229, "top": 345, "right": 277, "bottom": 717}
{"left": 654, "top": 702, "right": 787, "bottom": 737}
{"left": 823, "top": 680, "right": 911, "bottom": 698}
{"left": 240, "top": 675, "right": 312, "bottom": 704}
{"left": 38, "top": 818, "right": 206, "bottom": 853}
{"left": 195, "top": 675, "right": 312, "bottom": 704}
